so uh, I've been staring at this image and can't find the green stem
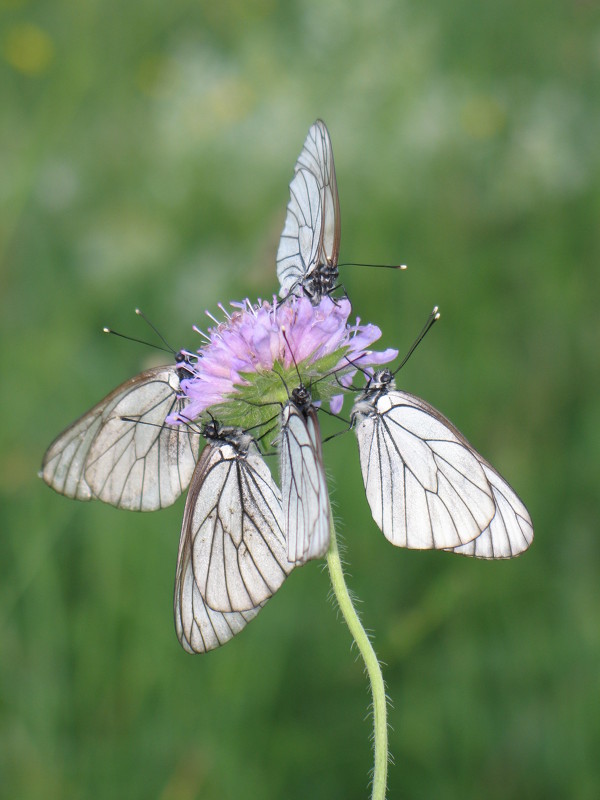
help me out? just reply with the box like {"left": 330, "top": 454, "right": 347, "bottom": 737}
{"left": 326, "top": 513, "right": 388, "bottom": 800}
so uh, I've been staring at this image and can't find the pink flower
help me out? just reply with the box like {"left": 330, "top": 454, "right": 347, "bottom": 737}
{"left": 170, "top": 295, "right": 397, "bottom": 423}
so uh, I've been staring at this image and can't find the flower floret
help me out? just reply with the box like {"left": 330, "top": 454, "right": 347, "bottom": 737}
{"left": 168, "top": 295, "right": 397, "bottom": 428}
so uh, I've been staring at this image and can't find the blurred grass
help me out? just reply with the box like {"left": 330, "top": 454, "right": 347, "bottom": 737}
{"left": 1, "top": 0, "right": 599, "bottom": 797}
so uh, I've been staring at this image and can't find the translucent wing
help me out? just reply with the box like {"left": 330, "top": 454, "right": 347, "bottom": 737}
{"left": 175, "top": 568, "right": 263, "bottom": 654}
{"left": 174, "top": 432, "right": 293, "bottom": 653}
{"left": 41, "top": 367, "right": 199, "bottom": 511}
{"left": 448, "top": 463, "right": 533, "bottom": 558}
{"left": 353, "top": 389, "right": 533, "bottom": 557}
{"left": 276, "top": 119, "right": 341, "bottom": 299}
{"left": 280, "top": 402, "right": 331, "bottom": 564}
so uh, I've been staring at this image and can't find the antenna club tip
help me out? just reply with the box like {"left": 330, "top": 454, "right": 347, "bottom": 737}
{"left": 135, "top": 308, "right": 142, "bottom": 315}
{"left": 103, "top": 327, "right": 110, "bottom": 333}
{"left": 399, "top": 264, "right": 407, "bottom": 270}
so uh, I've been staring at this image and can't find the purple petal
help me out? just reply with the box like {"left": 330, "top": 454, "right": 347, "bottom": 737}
{"left": 329, "top": 394, "right": 344, "bottom": 414}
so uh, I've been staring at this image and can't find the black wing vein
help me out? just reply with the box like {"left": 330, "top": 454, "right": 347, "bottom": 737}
{"left": 174, "top": 436, "right": 293, "bottom": 653}
{"left": 353, "top": 388, "right": 533, "bottom": 557}
{"left": 41, "top": 367, "right": 199, "bottom": 511}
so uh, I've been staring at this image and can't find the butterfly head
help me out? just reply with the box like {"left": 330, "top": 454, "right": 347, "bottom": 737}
{"left": 291, "top": 384, "right": 312, "bottom": 413}
{"left": 368, "top": 368, "right": 395, "bottom": 393}
{"left": 202, "top": 420, "right": 253, "bottom": 454}
{"left": 175, "top": 350, "right": 197, "bottom": 381}
{"left": 201, "top": 418, "right": 221, "bottom": 442}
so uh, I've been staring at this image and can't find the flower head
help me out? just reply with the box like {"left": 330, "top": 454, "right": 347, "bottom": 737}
{"left": 169, "top": 295, "right": 396, "bottom": 430}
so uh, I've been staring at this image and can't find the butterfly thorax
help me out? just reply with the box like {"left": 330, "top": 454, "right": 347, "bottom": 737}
{"left": 303, "top": 261, "right": 339, "bottom": 304}
{"left": 202, "top": 421, "right": 253, "bottom": 455}
{"left": 351, "top": 369, "right": 396, "bottom": 425}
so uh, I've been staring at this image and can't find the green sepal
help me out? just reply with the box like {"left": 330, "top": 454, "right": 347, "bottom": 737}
{"left": 203, "top": 346, "right": 351, "bottom": 447}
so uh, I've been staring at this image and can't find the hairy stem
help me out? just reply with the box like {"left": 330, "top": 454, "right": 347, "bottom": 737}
{"left": 326, "top": 513, "right": 388, "bottom": 800}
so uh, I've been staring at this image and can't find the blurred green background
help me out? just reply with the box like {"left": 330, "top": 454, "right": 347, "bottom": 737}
{"left": 1, "top": 1, "right": 598, "bottom": 798}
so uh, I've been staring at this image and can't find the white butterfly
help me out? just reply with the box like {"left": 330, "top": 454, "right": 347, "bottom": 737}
{"left": 175, "top": 423, "right": 294, "bottom": 654}
{"left": 41, "top": 356, "right": 199, "bottom": 511}
{"left": 352, "top": 369, "right": 533, "bottom": 558}
{"left": 280, "top": 384, "right": 331, "bottom": 564}
{"left": 276, "top": 119, "right": 341, "bottom": 303}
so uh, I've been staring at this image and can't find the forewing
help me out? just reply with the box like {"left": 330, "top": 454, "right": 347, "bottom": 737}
{"left": 276, "top": 120, "right": 340, "bottom": 297}
{"left": 41, "top": 367, "right": 199, "bottom": 511}
{"left": 280, "top": 404, "right": 331, "bottom": 564}
{"left": 355, "top": 390, "right": 509, "bottom": 551}
{"left": 177, "top": 440, "right": 292, "bottom": 619}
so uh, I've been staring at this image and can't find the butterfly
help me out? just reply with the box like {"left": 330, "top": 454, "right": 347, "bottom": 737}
{"left": 351, "top": 368, "right": 533, "bottom": 558}
{"left": 276, "top": 119, "right": 341, "bottom": 303}
{"left": 40, "top": 353, "right": 199, "bottom": 512}
{"left": 280, "top": 382, "right": 331, "bottom": 564}
{"left": 174, "top": 422, "right": 294, "bottom": 653}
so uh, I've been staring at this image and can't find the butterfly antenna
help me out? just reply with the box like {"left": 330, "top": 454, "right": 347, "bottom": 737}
{"left": 309, "top": 349, "right": 372, "bottom": 392}
{"left": 393, "top": 305, "right": 440, "bottom": 376}
{"left": 251, "top": 420, "right": 279, "bottom": 453}
{"left": 281, "top": 326, "right": 304, "bottom": 388}
{"left": 135, "top": 308, "right": 177, "bottom": 354}
{"left": 344, "top": 354, "right": 372, "bottom": 378}
{"left": 338, "top": 261, "right": 407, "bottom": 271}
{"left": 119, "top": 416, "right": 203, "bottom": 437}
{"left": 322, "top": 425, "right": 352, "bottom": 444}
{"left": 244, "top": 410, "right": 281, "bottom": 434}
{"left": 102, "top": 327, "right": 171, "bottom": 354}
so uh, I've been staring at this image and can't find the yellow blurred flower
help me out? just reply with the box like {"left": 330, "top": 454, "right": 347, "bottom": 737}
{"left": 2, "top": 22, "right": 55, "bottom": 76}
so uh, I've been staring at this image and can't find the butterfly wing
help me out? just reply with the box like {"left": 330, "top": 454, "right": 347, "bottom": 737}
{"left": 353, "top": 390, "right": 533, "bottom": 557}
{"left": 177, "top": 438, "right": 292, "bottom": 613}
{"left": 41, "top": 366, "right": 199, "bottom": 511}
{"left": 175, "top": 564, "right": 263, "bottom": 654}
{"left": 276, "top": 119, "right": 341, "bottom": 298}
{"left": 447, "top": 462, "right": 533, "bottom": 558}
{"left": 174, "top": 437, "right": 293, "bottom": 652}
{"left": 280, "top": 403, "right": 331, "bottom": 564}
